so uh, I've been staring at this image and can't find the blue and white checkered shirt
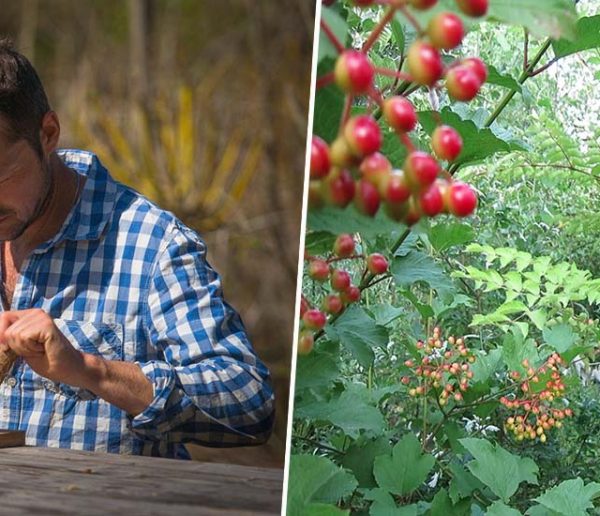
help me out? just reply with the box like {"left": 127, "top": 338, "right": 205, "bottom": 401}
{"left": 0, "top": 149, "right": 274, "bottom": 459}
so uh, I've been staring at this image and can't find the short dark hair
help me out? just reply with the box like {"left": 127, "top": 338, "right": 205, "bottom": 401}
{"left": 0, "top": 38, "right": 51, "bottom": 158}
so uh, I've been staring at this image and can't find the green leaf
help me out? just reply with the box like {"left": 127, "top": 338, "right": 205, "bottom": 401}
{"left": 287, "top": 455, "right": 357, "bottom": 516}
{"left": 527, "top": 309, "right": 547, "bottom": 330}
{"left": 296, "top": 385, "right": 386, "bottom": 438}
{"left": 542, "top": 324, "right": 577, "bottom": 353}
{"left": 448, "top": 461, "right": 487, "bottom": 504}
{"left": 296, "top": 347, "right": 340, "bottom": 391}
{"left": 460, "top": 438, "right": 538, "bottom": 503}
{"left": 429, "top": 222, "right": 475, "bottom": 253}
{"left": 308, "top": 205, "right": 403, "bottom": 240}
{"left": 488, "top": 0, "right": 577, "bottom": 40}
{"left": 487, "top": 65, "right": 522, "bottom": 92}
{"left": 366, "top": 489, "right": 420, "bottom": 516}
{"left": 553, "top": 15, "right": 600, "bottom": 58}
{"left": 533, "top": 478, "right": 600, "bottom": 516}
{"left": 304, "top": 504, "right": 349, "bottom": 516}
{"left": 430, "top": 489, "right": 471, "bottom": 516}
{"left": 319, "top": 8, "right": 347, "bottom": 62}
{"left": 486, "top": 501, "right": 523, "bottom": 516}
{"left": 419, "top": 108, "right": 527, "bottom": 167}
{"left": 399, "top": 290, "right": 434, "bottom": 319}
{"left": 373, "top": 433, "right": 435, "bottom": 496}
{"left": 390, "top": 17, "right": 405, "bottom": 53}
{"left": 471, "top": 349, "right": 503, "bottom": 384}
{"left": 305, "top": 231, "right": 337, "bottom": 256}
{"left": 392, "top": 251, "right": 454, "bottom": 294}
{"left": 342, "top": 437, "right": 392, "bottom": 488}
{"left": 502, "top": 332, "right": 540, "bottom": 372}
{"left": 371, "top": 303, "right": 405, "bottom": 327}
{"left": 380, "top": 124, "right": 410, "bottom": 169}
{"left": 313, "top": 83, "right": 345, "bottom": 142}
{"left": 328, "top": 305, "right": 389, "bottom": 368}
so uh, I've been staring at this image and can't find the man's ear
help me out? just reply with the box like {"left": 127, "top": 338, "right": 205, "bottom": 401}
{"left": 39, "top": 111, "right": 60, "bottom": 157}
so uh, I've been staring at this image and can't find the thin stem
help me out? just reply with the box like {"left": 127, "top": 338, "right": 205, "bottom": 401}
{"left": 320, "top": 19, "right": 345, "bottom": 54}
{"left": 316, "top": 72, "right": 335, "bottom": 89}
{"left": 523, "top": 30, "right": 529, "bottom": 72}
{"left": 448, "top": 38, "right": 553, "bottom": 176}
{"left": 362, "top": 6, "right": 398, "bottom": 53}
{"left": 398, "top": 4, "right": 423, "bottom": 34}
{"left": 293, "top": 435, "right": 345, "bottom": 455}
{"left": 339, "top": 94, "right": 354, "bottom": 135}
{"left": 529, "top": 57, "right": 559, "bottom": 77}
{"left": 375, "top": 67, "right": 413, "bottom": 82}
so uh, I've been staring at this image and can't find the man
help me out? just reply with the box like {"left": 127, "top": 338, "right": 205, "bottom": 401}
{"left": 0, "top": 40, "right": 274, "bottom": 459}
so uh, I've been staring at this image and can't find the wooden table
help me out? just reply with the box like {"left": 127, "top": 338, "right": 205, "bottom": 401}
{"left": 0, "top": 447, "right": 284, "bottom": 515}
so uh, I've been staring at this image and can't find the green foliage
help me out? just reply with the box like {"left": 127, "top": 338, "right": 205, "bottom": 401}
{"left": 460, "top": 438, "right": 539, "bottom": 503}
{"left": 287, "top": 455, "right": 357, "bottom": 516}
{"left": 292, "top": 0, "right": 600, "bottom": 514}
{"left": 373, "top": 434, "right": 435, "bottom": 496}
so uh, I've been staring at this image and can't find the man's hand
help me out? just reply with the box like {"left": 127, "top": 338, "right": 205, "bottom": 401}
{"left": 0, "top": 309, "right": 87, "bottom": 387}
{"left": 0, "top": 309, "right": 153, "bottom": 416}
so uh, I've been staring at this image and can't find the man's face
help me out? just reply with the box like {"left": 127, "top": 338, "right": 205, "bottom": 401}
{"left": 0, "top": 131, "right": 51, "bottom": 242}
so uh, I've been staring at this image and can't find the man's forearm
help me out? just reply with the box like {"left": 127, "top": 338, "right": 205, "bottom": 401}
{"left": 77, "top": 353, "right": 154, "bottom": 417}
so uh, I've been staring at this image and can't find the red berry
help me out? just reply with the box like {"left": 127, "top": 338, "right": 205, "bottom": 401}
{"left": 383, "top": 96, "right": 417, "bottom": 133}
{"left": 297, "top": 330, "right": 314, "bottom": 355}
{"left": 446, "top": 65, "right": 482, "bottom": 101}
{"left": 322, "top": 294, "right": 344, "bottom": 314}
{"left": 446, "top": 181, "right": 477, "bottom": 217}
{"left": 455, "top": 0, "right": 488, "bottom": 17}
{"left": 431, "top": 125, "right": 463, "bottom": 161}
{"left": 434, "top": 178, "right": 451, "bottom": 214}
{"left": 330, "top": 136, "right": 356, "bottom": 168}
{"left": 461, "top": 57, "right": 488, "bottom": 84}
{"left": 409, "top": 0, "right": 438, "bottom": 9}
{"left": 407, "top": 41, "right": 443, "bottom": 86}
{"left": 341, "top": 285, "right": 361, "bottom": 304}
{"left": 344, "top": 115, "right": 382, "bottom": 157}
{"left": 354, "top": 179, "right": 381, "bottom": 217}
{"left": 404, "top": 196, "right": 422, "bottom": 226}
{"left": 334, "top": 50, "right": 375, "bottom": 95}
{"left": 322, "top": 168, "right": 356, "bottom": 208}
{"left": 311, "top": 136, "right": 331, "bottom": 179}
{"left": 427, "top": 13, "right": 464, "bottom": 50}
{"left": 382, "top": 170, "right": 411, "bottom": 203}
{"left": 419, "top": 183, "right": 444, "bottom": 216}
{"left": 367, "top": 253, "right": 389, "bottom": 275}
{"left": 404, "top": 151, "right": 440, "bottom": 189}
{"left": 308, "top": 180, "right": 324, "bottom": 210}
{"left": 308, "top": 259, "right": 330, "bottom": 281}
{"left": 333, "top": 234, "right": 355, "bottom": 258}
{"left": 303, "top": 309, "right": 327, "bottom": 330}
{"left": 331, "top": 269, "right": 352, "bottom": 291}
{"left": 300, "top": 296, "right": 309, "bottom": 318}
{"left": 360, "top": 152, "right": 392, "bottom": 191}
{"left": 352, "top": 0, "right": 375, "bottom": 5}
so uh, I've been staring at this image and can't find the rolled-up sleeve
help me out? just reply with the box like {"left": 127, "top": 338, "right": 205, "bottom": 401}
{"left": 129, "top": 223, "right": 275, "bottom": 446}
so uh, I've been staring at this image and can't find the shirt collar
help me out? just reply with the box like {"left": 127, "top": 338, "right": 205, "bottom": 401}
{"left": 33, "top": 150, "right": 118, "bottom": 253}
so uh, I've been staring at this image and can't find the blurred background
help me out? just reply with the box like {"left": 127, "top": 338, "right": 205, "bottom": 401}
{"left": 0, "top": 0, "right": 315, "bottom": 467}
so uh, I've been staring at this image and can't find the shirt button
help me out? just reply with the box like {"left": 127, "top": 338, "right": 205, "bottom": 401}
{"left": 6, "top": 377, "right": 17, "bottom": 387}
{"left": 44, "top": 381, "right": 58, "bottom": 392}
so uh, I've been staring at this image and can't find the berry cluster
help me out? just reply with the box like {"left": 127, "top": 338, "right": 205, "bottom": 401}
{"left": 500, "top": 354, "right": 573, "bottom": 443}
{"left": 298, "top": 233, "right": 390, "bottom": 354}
{"left": 402, "top": 327, "right": 476, "bottom": 405}
{"left": 311, "top": 0, "right": 487, "bottom": 225}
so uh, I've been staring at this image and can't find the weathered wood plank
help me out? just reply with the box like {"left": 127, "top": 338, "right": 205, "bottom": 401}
{"left": 0, "top": 447, "right": 283, "bottom": 515}
{"left": 0, "top": 430, "right": 25, "bottom": 448}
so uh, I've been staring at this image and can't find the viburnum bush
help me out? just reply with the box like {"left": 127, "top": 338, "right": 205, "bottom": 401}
{"left": 288, "top": 1, "right": 600, "bottom": 515}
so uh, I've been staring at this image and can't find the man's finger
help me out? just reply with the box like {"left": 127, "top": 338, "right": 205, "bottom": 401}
{"left": 0, "top": 312, "right": 21, "bottom": 343}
